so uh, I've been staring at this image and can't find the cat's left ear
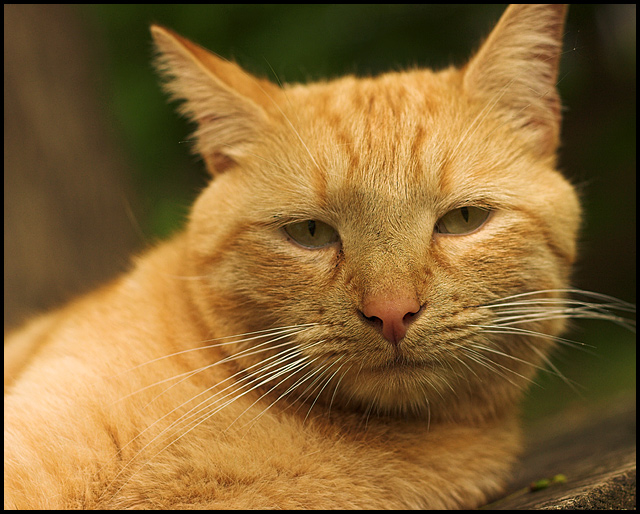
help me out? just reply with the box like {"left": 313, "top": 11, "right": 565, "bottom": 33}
{"left": 151, "top": 25, "right": 282, "bottom": 175}
{"left": 463, "top": 4, "right": 568, "bottom": 158}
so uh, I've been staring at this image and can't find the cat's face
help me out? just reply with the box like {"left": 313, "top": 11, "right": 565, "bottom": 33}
{"left": 154, "top": 4, "right": 581, "bottom": 423}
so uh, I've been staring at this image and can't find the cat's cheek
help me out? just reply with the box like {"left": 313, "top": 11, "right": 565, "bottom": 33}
{"left": 205, "top": 231, "right": 342, "bottom": 322}
{"left": 431, "top": 220, "right": 496, "bottom": 261}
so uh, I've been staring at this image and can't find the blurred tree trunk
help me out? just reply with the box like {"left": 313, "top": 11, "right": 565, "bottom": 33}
{"left": 4, "top": 4, "right": 142, "bottom": 330}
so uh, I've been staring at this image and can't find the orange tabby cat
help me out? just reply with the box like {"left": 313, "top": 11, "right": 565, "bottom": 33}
{"left": 4, "top": 4, "right": 589, "bottom": 508}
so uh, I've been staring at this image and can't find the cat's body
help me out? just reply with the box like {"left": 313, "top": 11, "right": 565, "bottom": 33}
{"left": 4, "top": 239, "right": 519, "bottom": 508}
{"left": 5, "top": 4, "right": 583, "bottom": 508}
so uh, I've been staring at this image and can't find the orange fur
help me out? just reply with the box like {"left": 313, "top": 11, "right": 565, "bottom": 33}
{"left": 5, "top": 5, "right": 581, "bottom": 508}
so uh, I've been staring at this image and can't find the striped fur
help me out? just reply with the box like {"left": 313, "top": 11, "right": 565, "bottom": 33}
{"left": 7, "top": 5, "right": 616, "bottom": 509}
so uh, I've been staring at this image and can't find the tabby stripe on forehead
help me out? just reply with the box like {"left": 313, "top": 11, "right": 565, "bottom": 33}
{"left": 336, "top": 128, "right": 360, "bottom": 172}
{"left": 409, "top": 125, "right": 426, "bottom": 169}
{"left": 312, "top": 169, "right": 329, "bottom": 211}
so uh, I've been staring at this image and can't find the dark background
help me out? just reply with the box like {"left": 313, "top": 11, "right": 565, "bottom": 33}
{"left": 4, "top": 4, "right": 635, "bottom": 421}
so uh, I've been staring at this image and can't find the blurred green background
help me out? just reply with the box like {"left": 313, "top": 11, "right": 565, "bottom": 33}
{"left": 6, "top": 5, "right": 635, "bottom": 420}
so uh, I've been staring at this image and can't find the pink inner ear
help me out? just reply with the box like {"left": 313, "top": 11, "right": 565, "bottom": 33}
{"left": 205, "top": 153, "right": 236, "bottom": 175}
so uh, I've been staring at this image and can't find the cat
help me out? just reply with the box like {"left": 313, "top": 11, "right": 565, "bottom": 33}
{"left": 3, "top": 4, "right": 633, "bottom": 509}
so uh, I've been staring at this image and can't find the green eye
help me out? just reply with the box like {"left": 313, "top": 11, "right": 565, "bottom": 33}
{"left": 284, "top": 220, "right": 339, "bottom": 248}
{"left": 435, "top": 206, "right": 490, "bottom": 235}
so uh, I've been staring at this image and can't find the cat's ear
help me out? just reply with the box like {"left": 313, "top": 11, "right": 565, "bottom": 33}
{"left": 151, "top": 25, "right": 281, "bottom": 174}
{"left": 462, "top": 4, "right": 568, "bottom": 158}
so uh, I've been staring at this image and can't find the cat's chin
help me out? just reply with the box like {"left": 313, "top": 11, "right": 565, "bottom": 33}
{"left": 332, "top": 361, "right": 441, "bottom": 418}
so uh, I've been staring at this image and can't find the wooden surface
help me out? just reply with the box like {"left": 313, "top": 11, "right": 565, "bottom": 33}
{"left": 484, "top": 397, "right": 636, "bottom": 510}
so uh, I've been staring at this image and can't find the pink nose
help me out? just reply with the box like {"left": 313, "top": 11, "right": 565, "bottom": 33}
{"left": 361, "top": 296, "right": 422, "bottom": 346}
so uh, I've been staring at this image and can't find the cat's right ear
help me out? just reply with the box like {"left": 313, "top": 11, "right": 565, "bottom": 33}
{"left": 151, "top": 25, "right": 281, "bottom": 175}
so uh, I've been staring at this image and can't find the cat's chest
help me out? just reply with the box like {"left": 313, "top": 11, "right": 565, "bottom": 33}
{"left": 107, "top": 411, "right": 441, "bottom": 509}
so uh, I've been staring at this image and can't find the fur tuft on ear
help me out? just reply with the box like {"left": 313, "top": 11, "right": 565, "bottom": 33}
{"left": 463, "top": 4, "right": 568, "bottom": 157}
{"left": 151, "top": 25, "right": 282, "bottom": 174}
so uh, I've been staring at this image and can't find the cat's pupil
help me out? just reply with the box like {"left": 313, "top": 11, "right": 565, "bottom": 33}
{"left": 461, "top": 207, "right": 469, "bottom": 223}
{"left": 308, "top": 220, "right": 317, "bottom": 237}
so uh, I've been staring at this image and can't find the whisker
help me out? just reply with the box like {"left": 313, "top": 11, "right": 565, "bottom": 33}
{"left": 165, "top": 353, "right": 318, "bottom": 451}
{"left": 477, "top": 288, "right": 635, "bottom": 336}
{"left": 466, "top": 340, "right": 578, "bottom": 388}
{"left": 229, "top": 344, "right": 346, "bottom": 431}
{"left": 106, "top": 329, "right": 317, "bottom": 493}
{"left": 138, "top": 338, "right": 327, "bottom": 450}
{"left": 486, "top": 298, "right": 635, "bottom": 320}
{"left": 236, "top": 357, "right": 326, "bottom": 432}
{"left": 138, "top": 331, "right": 308, "bottom": 409}
{"left": 327, "top": 362, "right": 352, "bottom": 419}
{"left": 485, "top": 288, "right": 635, "bottom": 310}
{"left": 303, "top": 357, "right": 349, "bottom": 423}
{"left": 452, "top": 342, "right": 533, "bottom": 389}
{"left": 152, "top": 342, "right": 319, "bottom": 442}
{"left": 114, "top": 364, "right": 213, "bottom": 406}
{"left": 288, "top": 359, "right": 335, "bottom": 411}
{"left": 494, "top": 311, "right": 634, "bottom": 331}
{"left": 472, "top": 324, "right": 594, "bottom": 351}
{"left": 108, "top": 348, "right": 309, "bottom": 499}
{"left": 112, "top": 325, "right": 315, "bottom": 405}
{"left": 529, "top": 345, "right": 584, "bottom": 396}
{"left": 111, "top": 324, "right": 316, "bottom": 378}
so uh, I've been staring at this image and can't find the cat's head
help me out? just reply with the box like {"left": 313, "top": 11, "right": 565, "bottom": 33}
{"left": 152, "top": 4, "right": 581, "bottom": 424}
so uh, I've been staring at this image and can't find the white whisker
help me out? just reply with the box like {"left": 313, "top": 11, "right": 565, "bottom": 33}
{"left": 111, "top": 324, "right": 316, "bottom": 379}
{"left": 303, "top": 357, "right": 349, "bottom": 423}
{"left": 452, "top": 342, "right": 532, "bottom": 389}
{"left": 111, "top": 325, "right": 315, "bottom": 406}
{"left": 472, "top": 324, "right": 594, "bottom": 351}
{"left": 529, "top": 345, "right": 583, "bottom": 396}
{"left": 106, "top": 327, "right": 317, "bottom": 493}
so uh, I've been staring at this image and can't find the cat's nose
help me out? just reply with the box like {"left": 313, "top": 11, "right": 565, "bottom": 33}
{"left": 361, "top": 295, "right": 422, "bottom": 346}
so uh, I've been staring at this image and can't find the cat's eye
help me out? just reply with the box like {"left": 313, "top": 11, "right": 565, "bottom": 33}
{"left": 435, "top": 206, "right": 490, "bottom": 235}
{"left": 283, "top": 220, "right": 340, "bottom": 248}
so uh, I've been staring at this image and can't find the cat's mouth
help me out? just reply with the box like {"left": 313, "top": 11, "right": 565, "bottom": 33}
{"left": 363, "top": 352, "right": 435, "bottom": 374}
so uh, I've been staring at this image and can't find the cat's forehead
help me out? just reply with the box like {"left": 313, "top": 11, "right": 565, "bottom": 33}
{"left": 284, "top": 69, "right": 453, "bottom": 140}
{"left": 277, "top": 70, "right": 509, "bottom": 210}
